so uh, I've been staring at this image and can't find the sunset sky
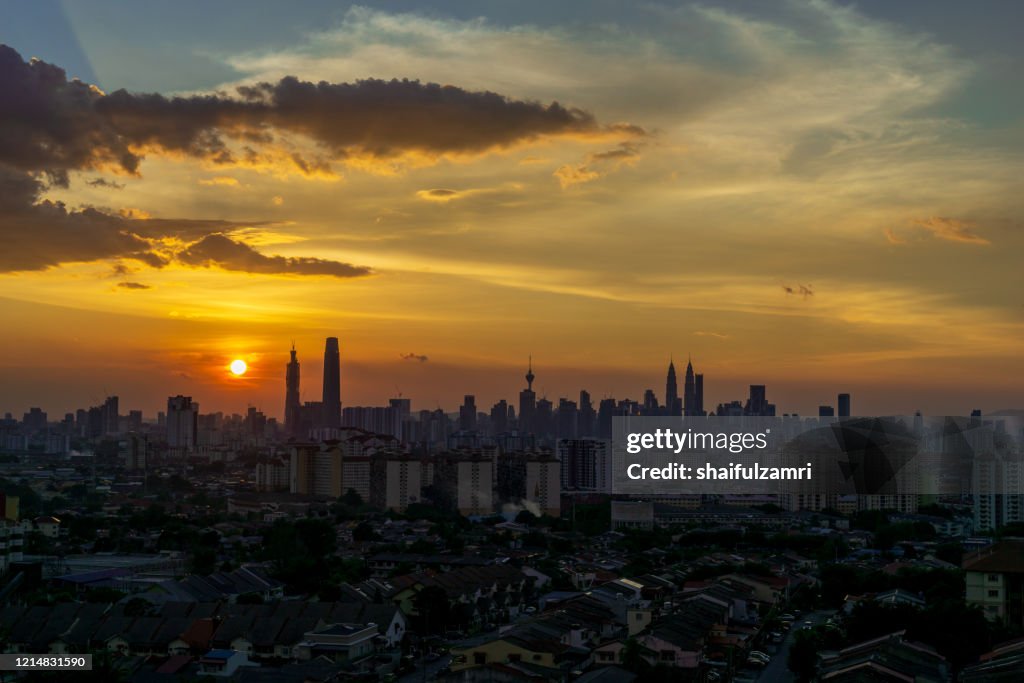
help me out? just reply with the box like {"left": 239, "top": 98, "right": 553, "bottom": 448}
{"left": 2, "top": 1, "right": 1022, "bottom": 419}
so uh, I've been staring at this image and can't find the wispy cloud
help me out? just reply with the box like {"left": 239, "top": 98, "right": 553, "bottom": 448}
{"left": 911, "top": 217, "right": 990, "bottom": 245}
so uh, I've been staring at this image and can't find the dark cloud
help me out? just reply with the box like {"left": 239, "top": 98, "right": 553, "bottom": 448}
{"left": 178, "top": 234, "right": 371, "bottom": 278}
{"left": 116, "top": 281, "right": 150, "bottom": 290}
{"left": 420, "top": 189, "right": 458, "bottom": 198}
{"left": 0, "top": 165, "right": 242, "bottom": 272}
{"left": 588, "top": 142, "right": 641, "bottom": 163}
{"left": 400, "top": 353, "right": 429, "bottom": 362}
{"left": 782, "top": 283, "right": 814, "bottom": 299}
{"left": 86, "top": 178, "right": 125, "bottom": 189}
{"left": 1, "top": 44, "right": 633, "bottom": 180}
{"left": 0, "top": 168, "right": 366, "bottom": 276}
{"left": 0, "top": 44, "right": 635, "bottom": 274}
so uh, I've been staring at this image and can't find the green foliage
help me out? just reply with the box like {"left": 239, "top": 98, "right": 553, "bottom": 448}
{"left": 353, "top": 521, "right": 381, "bottom": 542}
{"left": 614, "top": 527, "right": 672, "bottom": 554}
{"left": 515, "top": 509, "right": 538, "bottom": 526}
{"left": 412, "top": 585, "right": 452, "bottom": 632}
{"left": 260, "top": 517, "right": 338, "bottom": 594}
{"left": 934, "top": 541, "right": 963, "bottom": 566}
{"left": 788, "top": 628, "right": 822, "bottom": 682}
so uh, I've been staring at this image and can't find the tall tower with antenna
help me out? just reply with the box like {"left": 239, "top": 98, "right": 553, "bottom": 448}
{"left": 519, "top": 356, "right": 537, "bottom": 434}
{"left": 285, "top": 343, "right": 301, "bottom": 437}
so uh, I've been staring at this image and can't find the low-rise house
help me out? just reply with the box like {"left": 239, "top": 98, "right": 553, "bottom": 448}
{"left": 293, "top": 622, "right": 377, "bottom": 663}
{"left": 964, "top": 541, "right": 1024, "bottom": 626}
{"left": 199, "top": 649, "right": 258, "bottom": 677}
{"left": 817, "top": 631, "right": 947, "bottom": 682}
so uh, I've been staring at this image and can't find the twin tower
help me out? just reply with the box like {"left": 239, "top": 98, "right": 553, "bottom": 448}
{"left": 665, "top": 356, "right": 704, "bottom": 417}
{"left": 284, "top": 337, "right": 341, "bottom": 436}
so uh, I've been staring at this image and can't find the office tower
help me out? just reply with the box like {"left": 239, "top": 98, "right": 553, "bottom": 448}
{"left": 102, "top": 396, "right": 119, "bottom": 435}
{"left": 819, "top": 405, "right": 835, "bottom": 417}
{"left": 598, "top": 398, "right": 616, "bottom": 439}
{"left": 127, "top": 410, "right": 143, "bottom": 432}
{"left": 557, "top": 398, "right": 578, "bottom": 439}
{"left": 578, "top": 390, "right": 596, "bottom": 437}
{"left": 86, "top": 406, "right": 103, "bottom": 438}
{"left": 166, "top": 395, "right": 198, "bottom": 450}
{"left": 694, "top": 373, "right": 705, "bottom": 416}
{"left": 642, "top": 389, "right": 659, "bottom": 415}
{"left": 490, "top": 400, "right": 509, "bottom": 434}
{"left": 322, "top": 337, "right": 341, "bottom": 429}
{"left": 285, "top": 344, "right": 301, "bottom": 437}
{"left": 744, "top": 385, "right": 775, "bottom": 416}
{"left": 389, "top": 398, "right": 411, "bottom": 422}
{"left": 22, "top": 408, "right": 47, "bottom": 432}
{"left": 838, "top": 393, "right": 851, "bottom": 417}
{"left": 665, "top": 358, "right": 681, "bottom": 416}
{"left": 519, "top": 357, "right": 537, "bottom": 434}
{"left": 558, "top": 438, "right": 612, "bottom": 492}
{"left": 535, "top": 398, "right": 554, "bottom": 438}
{"left": 122, "top": 433, "right": 147, "bottom": 471}
{"left": 342, "top": 406, "right": 402, "bottom": 440}
{"left": 460, "top": 395, "right": 477, "bottom": 431}
{"left": 684, "top": 357, "right": 697, "bottom": 415}
{"left": 389, "top": 398, "right": 411, "bottom": 441}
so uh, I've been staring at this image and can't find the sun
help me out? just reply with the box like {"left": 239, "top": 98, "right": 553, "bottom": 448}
{"left": 229, "top": 359, "right": 248, "bottom": 376}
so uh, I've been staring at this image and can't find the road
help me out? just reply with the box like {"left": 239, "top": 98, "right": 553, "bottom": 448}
{"left": 755, "top": 610, "right": 832, "bottom": 683}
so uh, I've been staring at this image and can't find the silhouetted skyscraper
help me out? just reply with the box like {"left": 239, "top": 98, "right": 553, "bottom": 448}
{"left": 557, "top": 398, "right": 578, "bottom": 439}
{"left": 102, "top": 396, "right": 119, "bottom": 435}
{"left": 519, "top": 357, "right": 536, "bottom": 434}
{"left": 578, "top": 390, "right": 596, "bottom": 437}
{"left": 322, "top": 337, "right": 341, "bottom": 428}
{"left": 744, "top": 385, "right": 774, "bottom": 416}
{"left": 838, "top": 393, "right": 851, "bottom": 417}
{"left": 459, "top": 395, "right": 477, "bottom": 431}
{"left": 665, "top": 358, "right": 681, "bottom": 416}
{"left": 167, "top": 395, "right": 198, "bottom": 450}
{"left": 694, "top": 373, "right": 705, "bottom": 416}
{"left": 684, "top": 357, "right": 699, "bottom": 416}
{"left": 819, "top": 405, "right": 835, "bottom": 417}
{"left": 285, "top": 344, "right": 301, "bottom": 437}
{"left": 490, "top": 399, "right": 509, "bottom": 434}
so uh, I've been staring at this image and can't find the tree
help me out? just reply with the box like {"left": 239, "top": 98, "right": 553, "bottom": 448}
{"left": 515, "top": 509, "right": 538, "bottom": 526}
{"left": 788, "top": 628, "right": 822, "bottom": 682}
{"left": 413, "top": 585, "right": 451, "bottom": 633}
{"left": 353, "top": 521, "right": 380, "bottom": 542}
{"left": 342, "top": 488, "right": 364, "bottom": 507}
{"left": 295, "top": 517, "right": 336, "bottom": 561}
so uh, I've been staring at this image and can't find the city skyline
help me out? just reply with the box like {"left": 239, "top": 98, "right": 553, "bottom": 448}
{"left": 6, "top": 337, "right": 1021, "bottom": 423}
{"left": 3, "top": 2, "right": 1024, "bottom": 417}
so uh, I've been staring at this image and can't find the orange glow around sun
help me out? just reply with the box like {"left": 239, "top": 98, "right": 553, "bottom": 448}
{"left": 229, "top": 359, "right": 248, "bottom": 376}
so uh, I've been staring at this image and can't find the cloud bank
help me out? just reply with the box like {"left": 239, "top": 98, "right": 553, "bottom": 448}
{"left": 0, "top": 43, "right": 630, "bottom": 274}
